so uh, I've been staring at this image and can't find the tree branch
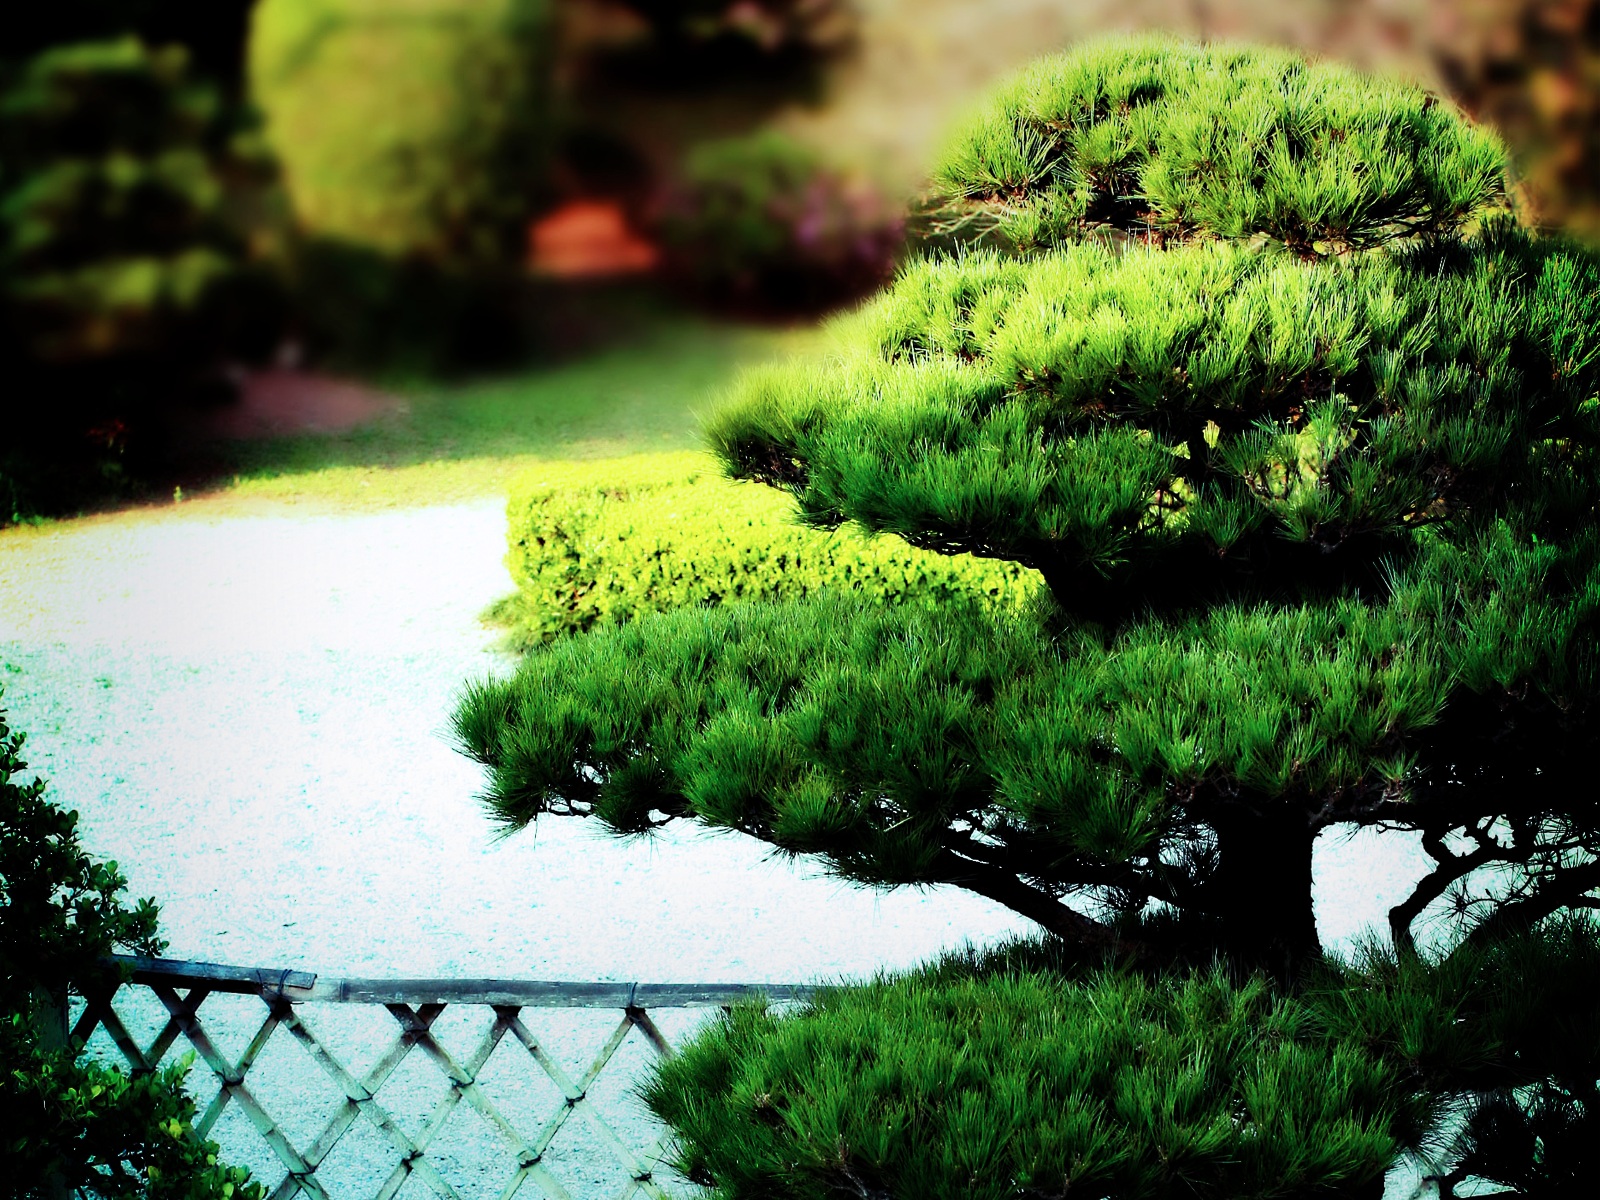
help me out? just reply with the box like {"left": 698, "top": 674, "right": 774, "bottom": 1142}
{"left": 932, "top": 850, "right": 1124, "bottom": 950}
{"left": 1463, "top": 858, "right": 1600, "bottom": 950}
{"left": 1389, "top": 827, "right": 1502, "bottom": 959}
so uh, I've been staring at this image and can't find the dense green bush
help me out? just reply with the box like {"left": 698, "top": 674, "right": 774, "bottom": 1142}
{"left": 249, "top": 0, "right": 554, "bottom": 265}
{"left": 1, "top": 693, "right": 260, "bottom": 1199}
{"left": 652, "top": 963, "right": 1422, "bottom": 1200}
{"left": 711, "top": 223, "right": 1600, "bottom": 622}
{"left": 498, "top": 452, "right": 1035, "bottom": 646}
{"left": 652, "top": 921, "right": 1600, "bottom": 1200}
{"left": 457, "top": 37, "right": 1600, "bottom": 1197}
{"left": 0, "top": 36, "right": 275, "bottom": 519}
{"left": 658, "top": 133, "right": 902, "bottom": 312}
{"left": 3, "top": 2, "right": 256, "bottom": 95}
{"left": 284, "top": 239, "right": 539, "bottom": 372}
{"left": 1317, "top": 918, "right": 1600, "bottom": 1199}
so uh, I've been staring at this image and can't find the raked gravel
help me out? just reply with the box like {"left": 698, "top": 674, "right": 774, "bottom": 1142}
{"left": 0, "top": 499, "right": 1047, "bottom": 983}
{"left": 0, "top": 498, "right": 1440, "bottom": 1196}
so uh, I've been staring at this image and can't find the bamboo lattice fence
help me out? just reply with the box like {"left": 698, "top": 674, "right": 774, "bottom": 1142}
{"left": 71, "top": 956, "right": 816, "bottom": 1200}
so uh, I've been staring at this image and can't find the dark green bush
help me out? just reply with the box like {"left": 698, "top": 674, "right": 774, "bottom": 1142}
{"left": 0, "top": 36, "right": 277, "bottom": 519}
{"left": 574, "top": 0, "right": 853, "bottom": 90}
{"left": 1, "top": 693, "right": 260, "bottom": 1199}
{"left": 285, "top": 238, "right": 540, "bottom": 372}
{"left": 659, "top": 132, "right": 902, "bottom": 312}
{"left": 249, "top": 0, "right": 554, "bottom": 265}
{"left": 3, "top": 2, "right": 256, "bottom": 95}
{"left": 612, "top": 0, "right": 852, "bottom": 57}
{"left": 1315, "top": 917, "right": 1600, "bottom": 1199}
{"left": 499, "top": 452, "right": 1035, "bottom": 646}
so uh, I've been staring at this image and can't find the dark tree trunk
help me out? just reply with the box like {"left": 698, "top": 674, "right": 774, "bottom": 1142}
{"left": 1201, "top": 802, "right": 1321, "bottom": 981}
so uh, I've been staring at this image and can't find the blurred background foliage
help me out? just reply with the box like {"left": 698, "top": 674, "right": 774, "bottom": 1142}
{"left": 2, "top": 0, "right": 1598, "bottom": 522}
{"left": 250, "top": 0, "right": 555, "bottom": 263}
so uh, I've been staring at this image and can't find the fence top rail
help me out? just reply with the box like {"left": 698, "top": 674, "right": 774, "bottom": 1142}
{"left": 106, "top": 956, "right": 819, "bottom": 1008}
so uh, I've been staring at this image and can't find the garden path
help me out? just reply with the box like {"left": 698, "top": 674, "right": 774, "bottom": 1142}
{"left": 0, "top": 497, "right": 1039, "bottom": 983}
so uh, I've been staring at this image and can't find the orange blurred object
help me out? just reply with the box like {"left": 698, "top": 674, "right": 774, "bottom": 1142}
{"left": 527, "top": 199, "right": 660, "bottom": 278}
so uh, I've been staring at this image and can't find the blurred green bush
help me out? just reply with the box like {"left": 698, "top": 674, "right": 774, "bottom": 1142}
{"left": 284, "top": 239, "right": 541, "bottom": 373}
{"left": 658, "top": 131, "right": 902, "bottom": 312}
{"left": 250, "top": 0, "right": 555, "bottom": 265}
{"left": 611, "top": 0, "right": 853, "bottom": 58}
{"left": 0, "top": 36, "right": 279, "bottom": 520}
{"left": 498, "top": 451, "right": 1035, "bottom": 647}
{"left": 4, "top": 1, "right": 256, "bottom": 95}
{"left": 1434, "top": 0, "right": 1600, "bottom": 238}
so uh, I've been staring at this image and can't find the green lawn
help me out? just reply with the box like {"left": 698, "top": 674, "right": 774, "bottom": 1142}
{"left": 207, "top": 316, "right": 821, "bottom": 511}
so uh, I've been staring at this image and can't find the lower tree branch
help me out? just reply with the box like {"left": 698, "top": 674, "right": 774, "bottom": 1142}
{"left": 1390, "top": 827, "right": 1504, "bottom": 959}
{"left": 932, "top": 851, "right": 1123, "bottom": 950}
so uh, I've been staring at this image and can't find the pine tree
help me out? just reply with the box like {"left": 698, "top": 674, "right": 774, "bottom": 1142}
{"left": 456, "top": 38, "right": 1600, "bottom": 1196}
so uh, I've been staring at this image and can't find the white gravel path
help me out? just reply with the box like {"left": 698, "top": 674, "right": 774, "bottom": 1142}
{"left": 1, "top": 496, "right": 1446, "bottom": 1198}
{"left": 1, "top": 499, "right": 1038, "bottom": 983}
{"left": 0, "top": 497, "right": 1438, "bottom": 978}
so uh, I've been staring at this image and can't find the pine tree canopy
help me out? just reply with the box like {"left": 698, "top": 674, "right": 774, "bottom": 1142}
{"left": 927, "top": 37, "right": 1508, "bottom": 255}
{"left": 456, "top": 38, "right": 1600, "bottom": 977}
{"left": 709, "top": 231, "right": 1600, "bottom": 616}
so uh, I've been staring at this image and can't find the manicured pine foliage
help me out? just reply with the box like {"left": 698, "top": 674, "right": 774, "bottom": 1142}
{"left": 456, "top": 38, "right": 1600, "bottom": 1198}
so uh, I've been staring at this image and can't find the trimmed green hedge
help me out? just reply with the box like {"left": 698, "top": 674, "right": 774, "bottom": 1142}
{"left": 500, "top": 453, "right": 1037, "bottom": 646}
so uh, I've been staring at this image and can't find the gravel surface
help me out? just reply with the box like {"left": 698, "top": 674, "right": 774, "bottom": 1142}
{"left": 0, "top": 499, "right": 1047, "bottom": 982}
{"left": 1, "top": 497, "right": 1441, "bottom": 1197}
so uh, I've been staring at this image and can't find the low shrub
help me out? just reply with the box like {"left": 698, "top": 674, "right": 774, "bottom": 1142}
{"left": 1, "top": 693, "right": 260, "bottom": 1199}
{"left": 657, "top": 133, "right": 903, "bottom": 313}
{"left": 646, "top": 959, "right": 1424, "bottom": 1200}
{"left": 499, "top": 452, "right": 1036, "bottom": 646}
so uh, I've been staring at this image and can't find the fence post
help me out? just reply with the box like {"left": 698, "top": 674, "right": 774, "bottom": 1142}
{"left": 35, "top": 984, "right": 70, "bottom": 1051}
{"left": 34, "top": 985, "right": 73, "bottom": 1200}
